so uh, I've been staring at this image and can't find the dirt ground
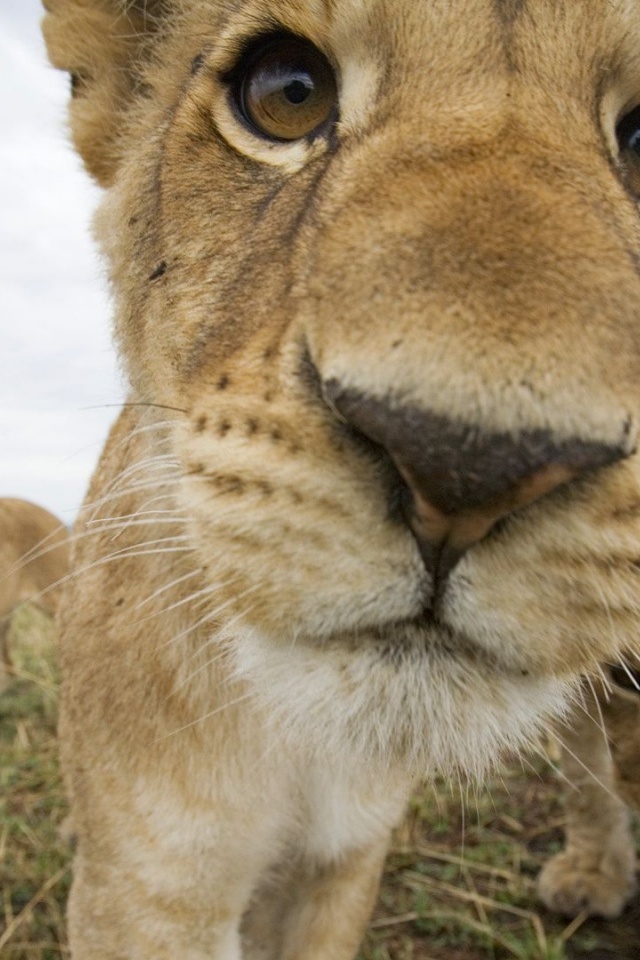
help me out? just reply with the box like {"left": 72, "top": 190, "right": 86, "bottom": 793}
{"left": 360, "top": 763, "right": 640, "bottom": 960}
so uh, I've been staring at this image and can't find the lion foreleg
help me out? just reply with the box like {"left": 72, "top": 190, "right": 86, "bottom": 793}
{"left": 538, "top": 687, "right": 637, "bottom": 918}
{"left": 275, "top": 840, "right": 389, "bottom": 960}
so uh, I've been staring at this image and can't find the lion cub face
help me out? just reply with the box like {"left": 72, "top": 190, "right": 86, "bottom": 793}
{"left": 45, "top": 0, "right": 640, "bottom": 771}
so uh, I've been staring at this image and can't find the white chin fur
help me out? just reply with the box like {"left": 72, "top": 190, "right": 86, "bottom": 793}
{"left": 231, "top": 627, "right": 575, "bottom": 780}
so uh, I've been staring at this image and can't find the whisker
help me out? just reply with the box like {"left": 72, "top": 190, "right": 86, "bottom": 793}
{"left": 584, "top": 676, "right": 609, "bottom": 739}
{"left": 193, "top": 595, "right": 260, "bottom": 651}
{"left": 170, "top": 648, "right": 231, "bottom": 693}
{"left": 22, "top": 542, "right": 194, "bottom": 611}
{"left": 593, "top": 662, "right": 613, "bottom": 699}
{"left": 89, "top": 515, "right": 187, "bottom": 543}
{"left": 87, "top": 508, "right": 181, "bottom": 526}
{"left": 616, "top": 661, "right": 640, "bottom": 691}
{"left": 0, "top": 525, "right": 69, "bottom": 589}
{"left": 586, "top": 571, "right": 621, "bottom": 658}
{"left": 135, "top": 492, "right": 185, "bottom": 513}
{"left": 154, "top": 691, "right": 256, "bottom": 742}
{"left": 83, "top": 478, "right": 181, "bottom": 517}
{"left": 104, "top": 457, "right": 181, "bottom": 495}
{"left": 111, "top": 419, "right": 178, "bottom": 451}
{"left": 160, "top": 606, "right": 225, "bottom": 649}
{"left": 83, "top": 473, "right": 178, "bottom": 509}
{"left": 161, "top": 585, "right": 258, "bottom": 649}
{"left": 552, "top": 731, "right": 619, "bottom": 801}
{"left": 89, "top": 450, "right": 178, "bottom": 488}
{"left": 134, "top": 569, "right": 204, "bottom": 611}
{"left": 83, "top": 400, "right": 187, "bottom": 414}
{"left": 89, "top": 517, "right": 185, "bottom": 531}
{"left": 132, "top": 582, "right": 234, "bottom": 624}
{"left": 553, "top": 680, "right": 609, "bottom": 743}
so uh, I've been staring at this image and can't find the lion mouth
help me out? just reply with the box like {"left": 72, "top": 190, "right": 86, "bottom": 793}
{"left": 368, "top": 606, "right": 522, "bottom": 679}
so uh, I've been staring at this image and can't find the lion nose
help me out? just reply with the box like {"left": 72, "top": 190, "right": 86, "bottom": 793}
{"left": 325, "top": 383, "right": 630, "bottom": 584}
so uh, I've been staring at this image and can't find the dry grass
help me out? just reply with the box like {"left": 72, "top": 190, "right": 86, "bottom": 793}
{"left": 0, "top": 607, "right": 70, "bottom": 959}
{"left": 1, "top": 606, "right": 638, "bottom": 959}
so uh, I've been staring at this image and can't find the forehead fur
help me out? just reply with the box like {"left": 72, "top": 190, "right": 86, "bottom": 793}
{"left": 45, "top": 1, "right": 640, "bottom": 135}
{"left": 147, "top": 0, "right": 640, "bottom": 153}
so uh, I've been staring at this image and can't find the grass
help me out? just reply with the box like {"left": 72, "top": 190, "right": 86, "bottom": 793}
{"left": 0, "top": 607, "right": 70, "bottom": 958}
{"left": 1, "top": 606, "right": 638, "bottom": 959}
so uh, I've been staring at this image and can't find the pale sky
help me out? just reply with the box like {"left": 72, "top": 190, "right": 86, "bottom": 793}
{"left": 1, "top": 1, "right": 123, "bottom": 524}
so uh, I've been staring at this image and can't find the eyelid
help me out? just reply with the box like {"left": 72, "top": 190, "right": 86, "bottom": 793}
{"left": 218, "top": 27, "right": 300, "bottom": 85}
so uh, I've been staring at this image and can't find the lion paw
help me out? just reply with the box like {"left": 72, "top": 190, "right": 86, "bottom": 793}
{"left": 538, "top": 848, "right": 637, "bottom": 918}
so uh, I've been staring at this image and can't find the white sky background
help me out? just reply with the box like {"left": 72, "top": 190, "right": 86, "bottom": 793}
{"left": 1, "top": 1, "right": 123, "bottom": 524}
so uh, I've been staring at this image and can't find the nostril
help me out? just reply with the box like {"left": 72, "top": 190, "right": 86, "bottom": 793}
{"left": 324, "top": 381, "right": 632, "bottom": 579}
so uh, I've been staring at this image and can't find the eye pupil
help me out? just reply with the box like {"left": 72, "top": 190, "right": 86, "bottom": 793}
{"left": 285, "top": 78, "right": 312, "bottom": 105}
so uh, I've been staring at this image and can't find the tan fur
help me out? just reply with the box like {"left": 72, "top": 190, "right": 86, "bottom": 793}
{"left": 0, "top": 498, "right": 69, "bottom": 691}
{"left": 42, "top": 1, "right": 640, "bottom": 956}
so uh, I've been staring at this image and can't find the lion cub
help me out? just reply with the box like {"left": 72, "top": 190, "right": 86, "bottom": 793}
{"left": 43, "top": 1, "right": 640, "bottom": 956}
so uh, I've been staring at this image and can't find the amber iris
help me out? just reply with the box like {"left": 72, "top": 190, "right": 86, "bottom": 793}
{"left": 237, "top": 36, "right": 337, "bottom": 141}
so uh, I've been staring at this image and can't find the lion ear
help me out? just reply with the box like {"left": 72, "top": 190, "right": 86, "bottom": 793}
{"left": 42, "top": 0, "right": 169, "bottom": 186}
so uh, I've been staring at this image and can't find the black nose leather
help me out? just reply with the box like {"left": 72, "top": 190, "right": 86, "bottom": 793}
{"left": 325, "top": 383, "right": 630, "bottom": 581}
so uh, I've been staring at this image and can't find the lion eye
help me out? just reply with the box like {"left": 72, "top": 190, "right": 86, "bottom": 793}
{"left": 232, "top": 35, "right": 338, "bottom": 142}
{"left": 616, "top": 105, "right": 640, "bottom": 194}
